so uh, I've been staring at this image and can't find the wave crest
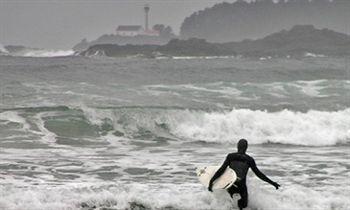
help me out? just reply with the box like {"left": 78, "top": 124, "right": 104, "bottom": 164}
{"left": 18, "top": 49, "right": 75, "bottom": 57}
{"left": 0, "top": 44, "right": 9, "bottom": 54}
{"left": 78, "top": 107, "right": 350, "bottom": 146}
{"left": 170, "top": 109, "right": 350, "bottom": 146}
{"left": 2, "top": 106, "right": 349, "bottom": 146}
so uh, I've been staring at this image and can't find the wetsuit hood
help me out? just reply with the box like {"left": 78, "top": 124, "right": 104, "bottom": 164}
{"left": 237, "top": 139, "right": 248, "bottom": 153}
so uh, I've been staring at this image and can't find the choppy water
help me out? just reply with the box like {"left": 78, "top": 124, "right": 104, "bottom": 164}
{"left": 0, "top": 56, "right": 349, "bottom": 210}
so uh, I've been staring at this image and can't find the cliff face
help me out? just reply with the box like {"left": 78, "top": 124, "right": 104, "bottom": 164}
{"left": 180, "top": 0, "right": 350, "bottom": 42}
{"left": 81, "top": 25, "right": 350, "bottom": 58}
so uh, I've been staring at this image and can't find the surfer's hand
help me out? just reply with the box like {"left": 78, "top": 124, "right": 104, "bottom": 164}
{"left": 208, "top": 184, "right": 213, "bottom": 192}
{"left": 272, "top": 182, "right": 280, "bottom": 190}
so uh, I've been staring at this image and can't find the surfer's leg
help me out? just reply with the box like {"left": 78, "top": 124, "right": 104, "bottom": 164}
{"left": 227, "top": 186, "right": 239, "bottom": 198}
{"left": 238, "top": 185, "right": 248, "bottom": 209}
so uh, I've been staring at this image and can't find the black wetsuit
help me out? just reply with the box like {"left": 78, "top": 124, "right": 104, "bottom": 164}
{"left": 209, "top": 140, "right": 279, "bottom": 210}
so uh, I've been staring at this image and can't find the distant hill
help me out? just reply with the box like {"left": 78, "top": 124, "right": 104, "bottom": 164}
{"left": 81, "top": 25, "right": 350, "bottom": 58}
{"left": 226, "top": 25, "right": 350, "bottom": 57}
{"left": 180, "top": 0, "right": 350, "bottom": 42}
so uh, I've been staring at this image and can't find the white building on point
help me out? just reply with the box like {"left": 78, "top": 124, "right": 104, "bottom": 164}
{"left": 116, "top": 4, "right": 160, "bottom": 37}
{"left": 116, "top": 25, "right": 143, "bottom": 37}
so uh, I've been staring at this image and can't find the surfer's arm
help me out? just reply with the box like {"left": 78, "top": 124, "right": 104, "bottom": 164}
{"left": 250, "top": 159, "right": 278, "bottom": 187}
{"left": 208, "top": 155, "right": 230, "bottom": 189}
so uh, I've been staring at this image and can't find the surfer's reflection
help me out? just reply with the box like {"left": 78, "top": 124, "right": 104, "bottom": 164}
{"left": 208, "top": 139, "right": 280, "bottom": 210}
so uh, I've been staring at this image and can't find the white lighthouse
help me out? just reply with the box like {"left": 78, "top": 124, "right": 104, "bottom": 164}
{"left": 116, "top": 4, "right": 159, "bottom": 37}
{"left": 144, "top": 4, "right": 150, "bottom": 31}
{"left": 142, "top": 4, "right": 159, "bottom": 36}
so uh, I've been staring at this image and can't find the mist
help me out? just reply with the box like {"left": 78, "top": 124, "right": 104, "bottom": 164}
{"left": 0, "top": 0, "right": 233, "bottom": 49}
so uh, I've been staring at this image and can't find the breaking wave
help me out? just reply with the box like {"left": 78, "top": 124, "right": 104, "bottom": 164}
{"left": 2, "top": 106, "right": 349, "bottom": 146}
{"left": 0, "top": 44, "right": 9, "bottom": 54}
{"left": 169, "top": 108, "right": 350, "bottom": 146}
{"left": 16, "top": 49, "right": 75, "bottom": 57}
{"left": 72, "top": 106, "right": 350, "bottom": 146}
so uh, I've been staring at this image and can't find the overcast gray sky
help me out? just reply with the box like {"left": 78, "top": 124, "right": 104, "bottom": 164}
{"left": 0, "top": 0, "right": 235, "bottom": 49}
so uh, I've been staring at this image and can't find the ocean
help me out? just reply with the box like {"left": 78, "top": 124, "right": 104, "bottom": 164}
{"left": 0, "top": 55, "right": 349, "bottom": 210}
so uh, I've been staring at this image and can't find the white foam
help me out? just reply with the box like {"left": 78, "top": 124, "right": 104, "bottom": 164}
{"left": 172, "top": 56, "right": 235, "bottom": 60}
{"left": 0, "top": 182, "right": 348, "bottom": 210}
{"left": 145, "top": 83, "right": 244, "bottom": 100}
{"left": 246, "top": 79, "right": 337, "bottom": 98}
{"left": 32, "top": 112, "right": 58, "bottom": 144}
{"left": 0, "top": 44, "right": 9, "bottom": 53}
{"left": 182, "top": 84, "right": 242, "bottom": 97}
{"left": 172, "top": 56, "right": 201, "bottom": 60}
{"left": 293, "top": 80, "right": 329, "bottom": 97}
{"left": 76, "top": 106, "right": 350, "bottom": 146}
{"left": 305, "top": 52, "right": 326, "bottom": 58}
{"left": 74, "top": 104, "right": 106, "bottom": 125}
{"left": 0, "top": 184, "right": 225, "bottom": 210}
{"left": 0, "top": 111, "right": 30, "bottom": 130}
{"left": 24, "top": 49, "right": 74, "bottom": 57}
{"left": 12, "top": 49, "right": 74, "bottom": 57}
{"left": 248, "top": 180, "right": 350, "bottom": 210}
{"left": 169, "top": 108, "right": 350, "bottom": 146}
{"left": 145, "top": 79, "right": 344, "bottom": 100}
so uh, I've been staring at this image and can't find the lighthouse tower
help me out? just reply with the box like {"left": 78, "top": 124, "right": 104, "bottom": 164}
{"left": 144, "top": 4, "right": 150, "bottom": 31}
{"left": 141, "top": 4, "right": 159, "bottom": 36}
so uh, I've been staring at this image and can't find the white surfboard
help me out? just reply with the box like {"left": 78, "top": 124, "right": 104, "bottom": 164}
{"left": 196, "top": 166, "right": 237, "bottom": 190}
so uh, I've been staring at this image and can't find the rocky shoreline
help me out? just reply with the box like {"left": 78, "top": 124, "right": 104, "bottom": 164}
{"left": 80, "top": 25, "right": 350, "bottom": 58}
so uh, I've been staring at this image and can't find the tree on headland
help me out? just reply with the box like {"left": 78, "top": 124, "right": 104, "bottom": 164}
{"left": 180, "top": 0, "right": 350, "bottom": 42}
{"left": 81, "top": 25, "right": 350, "bottom": 58}
{"left": 152, "top": 24, "right": 175, "bottom": 39}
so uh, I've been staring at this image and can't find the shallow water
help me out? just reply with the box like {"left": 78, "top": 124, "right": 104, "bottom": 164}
{"left": 0, "top": 56, "right": 349, "bottom": 209}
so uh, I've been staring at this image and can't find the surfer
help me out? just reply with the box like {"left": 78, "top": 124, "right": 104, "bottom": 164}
{"left": 208, "top": 139, "right": 280, "bottom": 210}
